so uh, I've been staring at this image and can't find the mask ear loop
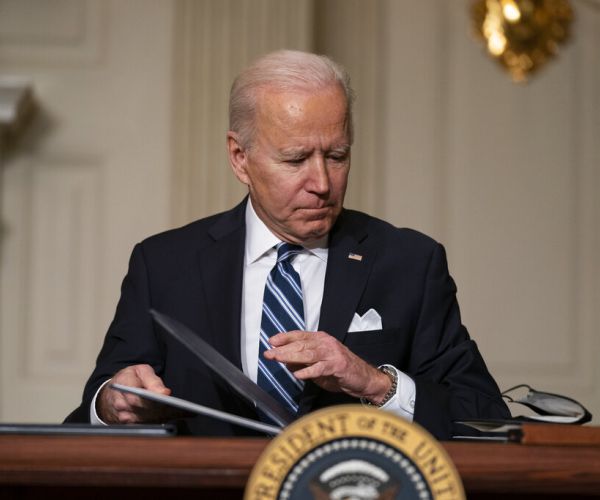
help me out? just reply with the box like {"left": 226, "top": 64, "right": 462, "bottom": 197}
{"left": 501, "top": 383, "right": 532, "bottom": 404}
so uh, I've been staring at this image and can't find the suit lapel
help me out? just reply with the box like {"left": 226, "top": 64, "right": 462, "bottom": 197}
{"left": 318, "top": 211, "right": 375, "bottom": 341}
{"left": 298, "top": 210, "right": 376, "bottom": 415}
{"left": 197, "top": 200, "right": 246, "bottom": 370}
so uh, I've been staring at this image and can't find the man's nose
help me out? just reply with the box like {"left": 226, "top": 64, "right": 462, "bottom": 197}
{"left": 306, "top": 155, "right": 330, "bottom": 195}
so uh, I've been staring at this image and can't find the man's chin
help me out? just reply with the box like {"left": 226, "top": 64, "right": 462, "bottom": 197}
{"left": 292, "top": 219, "right": 335, "bottom": 244}
{"left": 272, "top": 209, "right": 341, "bottom": 244}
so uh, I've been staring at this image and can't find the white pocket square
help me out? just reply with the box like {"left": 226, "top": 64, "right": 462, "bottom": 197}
{"left": 348, "top": 308, "right": 383, "bottom": 332}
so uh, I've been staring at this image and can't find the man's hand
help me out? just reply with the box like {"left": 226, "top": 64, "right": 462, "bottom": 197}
{"left": 97, "top": 364, "right": 181, "bottom": 424}
{"left": 263, "top": 331, "right": 392, "bottom": 404}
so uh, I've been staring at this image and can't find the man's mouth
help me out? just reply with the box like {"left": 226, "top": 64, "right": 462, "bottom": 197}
{"left": 298, "top": 206, "right": 334, "bottom": 220}
{"left": 300, "top": 202, "right": 333, "bottom": 210}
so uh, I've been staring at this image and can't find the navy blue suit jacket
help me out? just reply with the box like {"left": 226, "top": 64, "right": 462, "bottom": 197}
{"left": 66, "top": 199, "right": 509, "bottom": 439}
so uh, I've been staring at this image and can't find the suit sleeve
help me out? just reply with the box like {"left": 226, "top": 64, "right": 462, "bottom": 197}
{"left": 64, "top": 243, "right": 164, "bottom": 423}
{"left": 408, "top": 244, "right": 510, "bottom": 439}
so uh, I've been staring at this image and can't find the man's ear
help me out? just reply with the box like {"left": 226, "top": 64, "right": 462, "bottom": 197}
{"left": 227, "top": 132, "right": 250, "bottom": 185}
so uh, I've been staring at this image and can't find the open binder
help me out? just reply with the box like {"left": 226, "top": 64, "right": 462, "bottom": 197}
{"left": 113, "top": 309, "right": 295, "bottom": 435}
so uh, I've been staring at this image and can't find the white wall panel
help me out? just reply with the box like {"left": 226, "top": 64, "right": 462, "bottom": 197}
{"left": 380, "top": 1, "right": 449, "bottom": 240}
{"left": 0, "top": 0, "right": 174, "bottom": 421}
{"left": 25, "top": 162, "right": 102, "bottom": 378}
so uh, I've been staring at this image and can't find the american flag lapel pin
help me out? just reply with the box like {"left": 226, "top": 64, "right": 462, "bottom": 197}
{"left": 348, "top": 252, "right": 363, "bottom": 262}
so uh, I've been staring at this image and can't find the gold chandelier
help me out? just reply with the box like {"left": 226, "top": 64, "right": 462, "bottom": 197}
{"left": 471, "top": 0, "right": 574, "bottom": 82}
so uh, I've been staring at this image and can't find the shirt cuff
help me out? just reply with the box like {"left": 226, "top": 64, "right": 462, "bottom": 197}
{"left": 377, "top": 364, "right": 416, "bottom": 422}
{"left": 89, "top": 379, "right": 112, "bottom": 425}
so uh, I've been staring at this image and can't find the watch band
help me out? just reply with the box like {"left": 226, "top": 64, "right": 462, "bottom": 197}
{"left": 361, "top": 365, "right": 398, "bottom": 407}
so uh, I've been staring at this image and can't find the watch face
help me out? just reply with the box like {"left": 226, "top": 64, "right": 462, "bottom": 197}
{"left": 245, "top": 405, "right": 465, "bottom": 500}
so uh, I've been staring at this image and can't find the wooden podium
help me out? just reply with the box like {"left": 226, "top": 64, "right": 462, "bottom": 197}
{"left": 1, "top": 434, "right": 599, "bottom": 499}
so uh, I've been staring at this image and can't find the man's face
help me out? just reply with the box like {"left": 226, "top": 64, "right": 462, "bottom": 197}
{"left": 228, "top": 84, "right": 351, "bottom": 245}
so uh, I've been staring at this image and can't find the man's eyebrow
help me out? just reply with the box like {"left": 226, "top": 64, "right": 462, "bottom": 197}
{"left": 279, "top": 148, "right": 310, "bottom": 158}
{"left": 330, "top": 144, "right": 351, "bottom": 153}
{"left": 278, "top": 144, "right": 351, "bottom": 158}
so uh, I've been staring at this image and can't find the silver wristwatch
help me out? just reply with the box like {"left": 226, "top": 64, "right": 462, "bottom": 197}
{"left": 361, "top": 365, "right": 398, "bottom": 407}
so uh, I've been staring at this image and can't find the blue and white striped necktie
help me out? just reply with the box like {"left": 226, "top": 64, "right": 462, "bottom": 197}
{"left": 257, "top": 242, "right": 305, "bottom": 416}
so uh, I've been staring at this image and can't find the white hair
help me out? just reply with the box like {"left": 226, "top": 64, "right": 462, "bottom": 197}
{"left": 229, "top": 50, "right": 355, "bottom": 148}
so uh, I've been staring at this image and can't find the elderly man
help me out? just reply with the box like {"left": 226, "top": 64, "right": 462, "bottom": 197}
{"left": 66, "top": 50, "right": 509, "bottom": 439}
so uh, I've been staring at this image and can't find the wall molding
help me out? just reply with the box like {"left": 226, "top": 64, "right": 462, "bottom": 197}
{"left": 1, "top": 157, "right": 104, "bottom": 381}
{"left": 0, "top": 0, "right": 106, "bottom": 66}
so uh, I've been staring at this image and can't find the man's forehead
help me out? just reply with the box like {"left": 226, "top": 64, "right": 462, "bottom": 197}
{"left": 255, "top": 83, "right": 346, "bottom": 110}
{"left": 249, "top": 84, "right": 351, "bottom": 152}
{"left": 257, "top": 87, "right": 347, "bottom": 125}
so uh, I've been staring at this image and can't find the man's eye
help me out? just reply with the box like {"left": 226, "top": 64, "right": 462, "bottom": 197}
{"left": 328, "top": 154, "right": 348, "bottom": 162}
{"left": 285, "top": 158, "right": 305, "bottom": 165}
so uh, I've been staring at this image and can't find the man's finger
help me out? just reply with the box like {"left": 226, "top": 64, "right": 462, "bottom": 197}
{"left": 116, "top": 410, "right": 140, "bottom": 424}
{"left": 285, "top": 362, "right": 306, "bottom": 372}
{"left": 134, "top": 364, "right": 171, "bottom": 394}
{"left": 265, "top": 346, "right": 318, "bottom": 365}
{"left": 122, "top": 392, "right": 147, "bottom": 409}
{"left": 112, "top": 393, "right": 135, "bottom": 412}
{"left": 269, "top": 330, "right": 313, "bottom": 346}
{"left": 293, "top": 363, "right": 327, "bottom": 380}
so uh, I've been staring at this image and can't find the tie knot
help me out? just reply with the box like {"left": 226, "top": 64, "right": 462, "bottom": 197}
{"left": 276, "top": 242, "right": 303, "bottom": 263}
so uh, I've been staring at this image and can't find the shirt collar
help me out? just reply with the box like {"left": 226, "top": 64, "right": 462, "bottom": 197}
{"left": 245, "top": 198, "right": 329, "bottom": 264}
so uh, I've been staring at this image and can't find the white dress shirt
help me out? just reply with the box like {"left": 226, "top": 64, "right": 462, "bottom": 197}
{"left": 91, "top": 199, "right": 416, "bottom": 424}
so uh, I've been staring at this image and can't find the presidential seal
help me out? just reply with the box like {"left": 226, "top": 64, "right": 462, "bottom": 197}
{"left": 245, "top": 405, "right": 464, "bottom": 500}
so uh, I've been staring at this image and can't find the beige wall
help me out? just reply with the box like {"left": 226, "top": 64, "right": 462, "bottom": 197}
{"left": 1, "top": 0, "right": 598, "bottom": 423}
